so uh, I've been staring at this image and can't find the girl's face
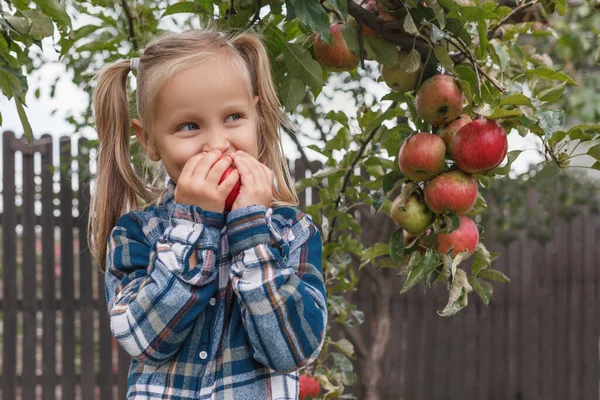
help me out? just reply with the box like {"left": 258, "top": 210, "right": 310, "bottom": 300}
{"left": 134, "top": 57, "right": 260, "bottom": 184}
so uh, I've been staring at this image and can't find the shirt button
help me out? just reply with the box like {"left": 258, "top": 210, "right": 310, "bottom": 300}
{"left": 209, "top": 298, "right": 216, "bottom": 306}
{"left": 192, "top": 223, "right": 201, "bottom": 232}
{"left": 199, "top": 351, "right": 208, "bottom": 360}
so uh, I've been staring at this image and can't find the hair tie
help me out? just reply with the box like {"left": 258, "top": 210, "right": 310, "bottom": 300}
{"left": 130, "top": 57, "right": 140, "bottom": 72}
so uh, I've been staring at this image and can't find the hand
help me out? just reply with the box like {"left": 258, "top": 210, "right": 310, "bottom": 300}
{"left": 229, "top": 151, "right": 274, "bottom": 211}
{"left": 174, "top": 149, "right": 240, "bottom": 213}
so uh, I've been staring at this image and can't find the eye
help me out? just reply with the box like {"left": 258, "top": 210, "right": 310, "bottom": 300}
{"left": 177, "top": 123, "right": 199, "bottom": 132}
{"left": 225, "top": 113, "right": 243, "bottom": 122}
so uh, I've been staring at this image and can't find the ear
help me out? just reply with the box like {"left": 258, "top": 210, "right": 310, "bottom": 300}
{"left": 132, "top": 119, "right": 161, "bottom": 162}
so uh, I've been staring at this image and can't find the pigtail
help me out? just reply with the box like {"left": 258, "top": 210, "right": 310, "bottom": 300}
{"left": 232, "top": 34, "right": 300, "bottom": 206}
{"left": 89, "top": 60, "right": 159, "bottom": 271}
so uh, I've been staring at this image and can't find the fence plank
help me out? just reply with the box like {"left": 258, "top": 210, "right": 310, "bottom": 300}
{"left": 60, "top": 136, "right": 76, "bottom": 400}
{"left": 583, "top": 211, "right": 598, "bottom": 400}
{"left": 77, "top": 140, "right": 95, "bottom": 400}
{"left": 554, "top": 217, "right": 569, "bottom": 400}
{"left": 41, "top": 134, "right": 56, "bottom": 400}
{"left": 569, "top": 215, "right": 583, "bottom": 400}
{"left": 21, "top": 147, "right": 37, "bottom": 400}
{"left": 3, "top": 131, "right": 18, "bottom": 400}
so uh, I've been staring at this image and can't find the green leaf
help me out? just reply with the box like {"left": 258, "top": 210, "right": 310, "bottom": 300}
{"left": 556, "top": 0, "right": 567, "bottom": 15}
{"left": 360, "top": 242, "right": 390, "bottom": 268}
{"left": 433, "top": 45, "right": 454, "bottom": 72}
{"left": 501, "top": 94, "right": 533, "bottom": 107}
{"left": 312, "top": 165, "right": 346, "bottom": 179}
{"left": 389, "top": 228, "right": 405, "bottom": 261}
{"left": 430, "top": 25, "right": 447, "bottom": 43}
{"left": 548, "top": 130, "right": 567, "bottom": 148}
{"left": 14, "top": 96, "right": 33, "bottom": 144}
{"left": 587, "top": 145, "right": 600, "bottom": 162}
{"left": 526, "top": 66, "right": 576, "bottom": 85}
{"left": 73, "top": 24, "right": 102, "bottom": 41}
{"left": 471, "top": 242, "right": 499, "bottom": 276}
{"left": 162, "top": 2, "right": 202, "bottom": 17}
{"left": 566, "top": 123, "right": 600, "bottom": 139}
{"left": 279, "top": 73, "right": 305, "bottom": 110}
{"left": 535, "top": 109, "right": 565, "bottom": 140}
{"left": 11, "top": 0, "right": 29, "bottom": 9}
{"left": 325, "top": 110, "right": 350, "bottom": 128}
{"left": 291, "top": 0, "right": 331, "bottom": 44}
{"left": 32, "top": 0, "right": 71, "bottom": 29}
{"left": 400, "top": 250, "right": 440, "bottom": 293}
{"left": 469, "top": 277, "right": 493, "bottom": 305}
{"left": 438, "top": 268, "right": 472, "bottom": 316}
{"left": 488, "top": 149, "right": 522, "bottom": 176}
{"left": 364, "top": 35, "right": 398, "bottom": 66}
{"left": 283, "top": 43, "right": 324, "bottom": 92}
{"left": 331, "top": 338, "right": 354, "bottom": 357}
{"left": 22, "top": 10, "right": 54, "bottom": 40}
{"left": 3, "top": 16, "right": 31, "bottom": 35}
{"left": 488, "top": 107, "right": 523, "bottom": 120}
{"left": 326, "top": 0, "right": 348, "bottom": 17}
{"left": 457, "top": 6, "right": 499, "bottom": 21}
{"left": 403, "top": 13, "right": 420, "bottom": 36}
{"left": 477, "top": 269, "right": 510, "bottom": 283}
{"left": 400, "top": 49, "right": 421, "bottom": 73}
{"left": 537, "top": 82, "right": 566, "bottom": 102}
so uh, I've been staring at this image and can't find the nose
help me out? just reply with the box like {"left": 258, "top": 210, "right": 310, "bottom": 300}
{"left": 201, "top": 129, "right": 230, "bottom": 154}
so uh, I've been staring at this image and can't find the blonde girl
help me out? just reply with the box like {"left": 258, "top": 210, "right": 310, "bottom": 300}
{"left": 89, "top": 27, "right": 327, "bottom": 399}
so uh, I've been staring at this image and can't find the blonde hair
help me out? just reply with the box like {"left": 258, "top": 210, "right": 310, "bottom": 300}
{"left": 90, "top": 26, "right": 299, "bottom": 271}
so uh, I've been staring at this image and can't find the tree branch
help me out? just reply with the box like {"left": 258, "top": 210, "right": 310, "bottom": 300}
{"left": 488, "top": 0, "right": 540, "bottom": 39}
{"left": 339, "top": 322, "right": 368, "bottom": 359}
{"left": 303, "top": 94, "right": 329, "bottom": 143}
{"left": 281, "top": 124, "right": 311, "bottom": 167}
{"left": 245, "top": 0, "right": 263, "bottom": 30}
{"left": 325, "top": 101, "right": 398, "bottom": 244}
{"left": 120, "top": 0, "right": 139, "bottom": 52}
{"left": 346, "top": 0, "right": 430, "bottom": 59}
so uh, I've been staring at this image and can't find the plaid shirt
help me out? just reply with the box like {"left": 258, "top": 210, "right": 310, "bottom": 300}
{"left": 104, "top": 180, "right": 327, "bottom": 399}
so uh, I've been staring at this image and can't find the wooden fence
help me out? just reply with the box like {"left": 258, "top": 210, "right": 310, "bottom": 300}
{"left": 1, "top": 130, "right": 599, "bottom": 399}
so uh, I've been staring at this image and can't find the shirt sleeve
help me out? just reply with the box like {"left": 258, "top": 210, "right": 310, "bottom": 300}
{"left": 226, "top": 205, "right": 327, "bottom": 373}
{"left": 104, "top": 203, "right": 223, "bottom": 366}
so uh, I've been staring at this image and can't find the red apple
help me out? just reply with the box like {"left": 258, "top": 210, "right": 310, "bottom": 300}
{"left": 415, "top": 75, "right": 464, "bottom": 126}
{"left": 452, "top": 118, "right": 508, "bottom": 174}
{"left": 437, "top": 216, "right": 479, "bottom": 258}
{"left": 218, "top": 165, "right": 241, "bottom": 212}
{"left": 398, "top": 132, "right": 446, "bottom": 181}
{"left": 390, "top": 193, "right": 433, "bottom": 234}
{"left": 438, "top": 114, "right": 472, "bottom": 156}
{"left": 299, "top": 375, "right": 320, "bottom": 400}
{"left": 424, "top": 170, "right": 478, "bottom": 215}
{"left": 314, "top": 24, "right": 359, "bottom": 72}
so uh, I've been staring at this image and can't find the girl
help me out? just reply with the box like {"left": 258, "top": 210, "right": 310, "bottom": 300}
{"left": 89, "top": 27, "right": 327, "bottom": 399}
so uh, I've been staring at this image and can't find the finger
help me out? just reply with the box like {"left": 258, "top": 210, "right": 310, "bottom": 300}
{"left": 191, "top": 149, "right": 222, "bottom": 181}
{"left": 218, "top": 169, "right": 240, "bottom": 194}
{"left": 232, "top": 155, "right": 257, "bottom": 186}
{"left": 206, "top": 155, "right": 234, "bottom": 185}
{"left": 179, "top": 152, "right": 206, "bottom": 181}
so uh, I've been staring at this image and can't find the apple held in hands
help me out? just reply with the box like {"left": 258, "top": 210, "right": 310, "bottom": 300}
{"left": 218, "top": 162, "right": 241, "bottom": 212}
{"left": 452, "top": 118, "right": 508, "bottom": 174}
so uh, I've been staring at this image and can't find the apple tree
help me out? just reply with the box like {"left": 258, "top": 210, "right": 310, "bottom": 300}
{"left": 1, "top": 0, "right": 599, "bottom": 398}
